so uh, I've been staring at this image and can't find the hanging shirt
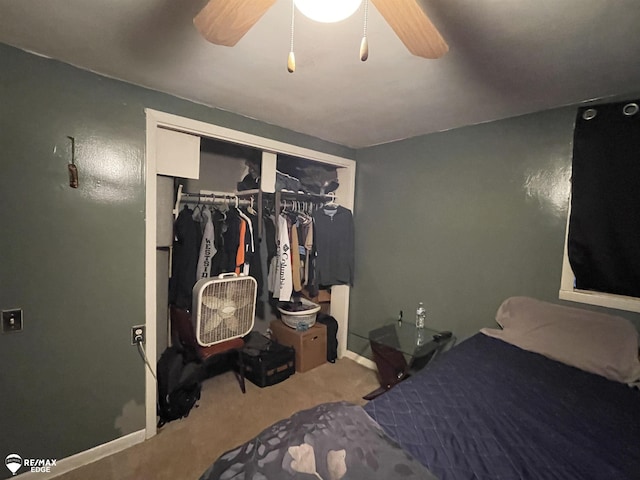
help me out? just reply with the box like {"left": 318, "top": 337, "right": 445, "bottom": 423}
{"left": 235, "top": 218, "right": 247, "bottom": 275}
{"left": 290, "top": 219, "right": 302, "bottom": 292}
{"left": 244, "top": 210, "right": 263, "bottom": 297}
{"left": 209, "top": 209, "right": 228, "bottom": 277}
{"left": 237, "top": 208, "right": 254, "bottom": 276}
{"left": 237, "top": 208, "right": 255, "bottom": 255}
{"left": 196, "top": 208, "right": 216, "bottom": 280}
{"left": 223, "top": 209, "right": 241, "bottom": 273}
{"left": 312, "top": 205, "right": 354, "bottom": 286}
{"left": 269, "top": 256, "right": 279, "bottom": 296}
{"left": 268, "top": 215, "right": 278, "bottom": 295}
{"left": 303, "top": 218, "right": 314, "bottom": 288}
{"left": 169, "top": 207, "right": 200, "bottom": 309}
{"left": 264, "top": 214, "right": 277, "bottom": 266}
{"left": 277, "top": 213, "right": 293, "bottom": 301}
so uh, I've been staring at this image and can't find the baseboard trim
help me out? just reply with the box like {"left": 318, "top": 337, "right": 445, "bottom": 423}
{"left": 343, "top": 350, "right": 377, "bottom": 371}
{"left": 14, "top": 429, "right": 146, "bottom": 479}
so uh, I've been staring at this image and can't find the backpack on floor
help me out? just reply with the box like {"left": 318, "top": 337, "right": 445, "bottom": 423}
{"left": 157, "top": 345, "right": 202, "bottom": 428}
{"left": 316, "top": 313, "right": 339, "bottom": 363}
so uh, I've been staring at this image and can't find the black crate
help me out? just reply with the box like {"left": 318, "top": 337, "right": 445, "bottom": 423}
{"left": 241, "top": 333, "right": 296, "bottom": 387}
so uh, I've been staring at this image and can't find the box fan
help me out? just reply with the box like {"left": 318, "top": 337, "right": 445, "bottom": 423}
{"left": 192, "top": 273, "right": 256, "bottom": 346}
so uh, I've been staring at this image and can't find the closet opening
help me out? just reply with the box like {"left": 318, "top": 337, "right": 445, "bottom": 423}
{"left": 273, "top": 154, "right": 352, "bottom": 312}
{"left": 146, "top": 109, "right": 356, "bottom": 439}
{"left": 161, "top": 138, "right": 274, "bottom": 342}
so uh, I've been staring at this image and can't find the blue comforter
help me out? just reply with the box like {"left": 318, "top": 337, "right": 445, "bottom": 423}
{"left": 364, "top": 333, "right": 640, "bottom": 480}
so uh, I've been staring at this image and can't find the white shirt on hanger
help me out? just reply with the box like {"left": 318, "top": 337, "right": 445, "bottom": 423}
{"left": 196, "top": 208, "right": 216, "bottom": 279}
{"left": 277, "top": 213, "right": 293, "bottom": 301}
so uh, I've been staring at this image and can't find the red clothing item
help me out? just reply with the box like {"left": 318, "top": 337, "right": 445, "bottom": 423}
{"left": 235, "top": 218, "right": 247, "bottom": 274}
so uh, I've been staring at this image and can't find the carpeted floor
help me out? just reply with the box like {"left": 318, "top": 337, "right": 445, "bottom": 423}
{"left": 55, "top": 358, "right": 379, "bottom": 480}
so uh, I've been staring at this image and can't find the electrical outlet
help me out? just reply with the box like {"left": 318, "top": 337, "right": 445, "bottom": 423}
{"left": 131, "top": 325, "right": 145, "bottom": 345}
{"left": 2, "top": 309, "right": 23, "bottom": 334}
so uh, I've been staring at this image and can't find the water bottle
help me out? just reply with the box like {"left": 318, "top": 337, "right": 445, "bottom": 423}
{"left": 416, "top": 302, "right": 426, "bottom": 329}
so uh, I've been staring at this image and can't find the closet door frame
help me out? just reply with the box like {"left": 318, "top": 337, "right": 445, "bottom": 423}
{"left": 144, "top": 109, "right": 356, "bottom": 439}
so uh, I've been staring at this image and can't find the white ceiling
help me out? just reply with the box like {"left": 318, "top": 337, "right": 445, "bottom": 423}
{"left": 1, "top": 0, "right": 640, "bottom": 148}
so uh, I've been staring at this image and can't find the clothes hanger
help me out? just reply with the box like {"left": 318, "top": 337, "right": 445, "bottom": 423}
{"left": 247, "top": 196, "right": 257, "bottom": 215}
{"left": 324, "top": 192, "right": 338, "bottom": 209}
{"left": 217, "top": 198, "right": 228, "bottom": 220}
{"left": 192, "top": 197, "right": 203, "bottom": 219}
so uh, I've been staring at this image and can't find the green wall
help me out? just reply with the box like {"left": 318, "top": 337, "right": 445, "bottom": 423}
{"left": 350, "top": 103, "right": 640, "bottom": 354}
{"left": 0, "top": 42, "right": 353, "bottom": 473}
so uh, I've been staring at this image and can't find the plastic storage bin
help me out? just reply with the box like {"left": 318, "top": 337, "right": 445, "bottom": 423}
{"left": 241, "top": 332, "right": 295, "bottom": 387}
{"left": 277, "top": 298, "right": 321, "bottom": 329}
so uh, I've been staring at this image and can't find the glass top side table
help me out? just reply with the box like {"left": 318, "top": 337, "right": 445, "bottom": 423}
{"left": 363, "top": 321, "right": 455, "bottom": 400}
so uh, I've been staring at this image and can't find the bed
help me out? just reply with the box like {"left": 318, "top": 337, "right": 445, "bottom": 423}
{"left": 200, "top": 297, "right": 640, "bottom": 480}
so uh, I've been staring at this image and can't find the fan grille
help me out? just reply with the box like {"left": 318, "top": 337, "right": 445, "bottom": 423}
{"left": 194, "top": 275, "right": 256, "bottom": 346}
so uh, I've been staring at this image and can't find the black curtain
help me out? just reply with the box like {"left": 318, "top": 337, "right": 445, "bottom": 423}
{"left": 568, "top": 100, "right": 640, "bottom": 298}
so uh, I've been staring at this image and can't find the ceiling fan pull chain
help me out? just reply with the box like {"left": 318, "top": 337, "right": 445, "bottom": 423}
{"left": 360, "top": 0, "right": 369, "bottom": 61}
{"left": 288, "top": 0, "right": 296, "bottom": 73}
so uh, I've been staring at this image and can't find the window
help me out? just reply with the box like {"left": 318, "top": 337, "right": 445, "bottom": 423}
{"left": 559, "top": 100, "right": 640, "bottom": 313}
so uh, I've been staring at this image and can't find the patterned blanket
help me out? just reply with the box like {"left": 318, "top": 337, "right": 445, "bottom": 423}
{"left": 199, "top": 401, "right": 436, "bottom": 480}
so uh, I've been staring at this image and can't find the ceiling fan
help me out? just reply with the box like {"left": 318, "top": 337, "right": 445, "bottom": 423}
{"left": 193, "top": 0, "right": 448, "bottom": 61}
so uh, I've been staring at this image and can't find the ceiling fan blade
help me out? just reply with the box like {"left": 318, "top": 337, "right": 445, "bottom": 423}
{"left": 371, "top": 0, "right": 448, "bottom": 59}
{"left": 194, "top": 0, "right": 277, "bottom": 47}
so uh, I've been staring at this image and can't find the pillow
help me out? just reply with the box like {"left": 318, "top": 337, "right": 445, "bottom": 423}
{"left": 481, "top": 296, "right": 640, "bottom": 385}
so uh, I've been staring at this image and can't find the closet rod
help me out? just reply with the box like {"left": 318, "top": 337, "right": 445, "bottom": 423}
{"left": 181, "top": 197, "right": 252, "bottom": 207}
{"left": 278, "top": 190, "right": 337, "bottom": 202}
{"left": 174, "top": 184, "right": 260, "bottom": 218}
{"left": 174, "top": 185, "right": 263, "bottom": 237}
{"left": 276, "top": 190, "right": 337, "bottom": 217}
{"left": 273, "top": 190, "right": 337, "bottom": 240}
{"left": 179, "top": 189, "right": 258, "bottom": 210}
{"left": 181, "top": 188, "right": 260, "bottom": 199}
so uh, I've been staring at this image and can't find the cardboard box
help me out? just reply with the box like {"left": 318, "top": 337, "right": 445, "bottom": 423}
{"left": 270, "top": 320, "right": 327, "bottom": 373}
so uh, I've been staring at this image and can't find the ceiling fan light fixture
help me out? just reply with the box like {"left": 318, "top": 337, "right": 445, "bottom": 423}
{"left": 294, "top": 0, "right": 363, "bottom": 23}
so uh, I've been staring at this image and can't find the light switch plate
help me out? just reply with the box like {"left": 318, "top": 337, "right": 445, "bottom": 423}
{"left": 2, "top": 309, "right": 23, "bottom": 333}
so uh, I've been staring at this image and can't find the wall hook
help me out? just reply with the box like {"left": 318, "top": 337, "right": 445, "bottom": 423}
{"left": 67, "top": 135, "right": 78, "bottom": 188}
